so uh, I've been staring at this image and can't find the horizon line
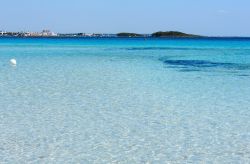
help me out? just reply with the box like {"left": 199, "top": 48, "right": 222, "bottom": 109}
{"left": 1, "top": 30, "right": 250, "bottom": 38}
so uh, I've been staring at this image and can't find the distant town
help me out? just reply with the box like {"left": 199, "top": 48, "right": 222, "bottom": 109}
{"left": 0, "top": 30, "right": 149, "bottom": 38}
{"left": 0, "top": 30, "right": 201, "bottom": 38}
{"left": 0, "top": 30, "right": 113, "bottom": 37}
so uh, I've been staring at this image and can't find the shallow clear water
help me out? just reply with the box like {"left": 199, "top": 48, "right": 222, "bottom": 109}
{"left": 0, "top": 37, "right": 250, "bottom": 163}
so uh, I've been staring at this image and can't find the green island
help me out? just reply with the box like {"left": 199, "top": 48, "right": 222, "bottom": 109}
{"left": 117, "top": 33, "right": 143, "bottom": 37}
{"left": 116, "top": 31, "right": 202, "bottom": 38}
{"left": 151, "top": 31, "right": 201, "bottom": 37}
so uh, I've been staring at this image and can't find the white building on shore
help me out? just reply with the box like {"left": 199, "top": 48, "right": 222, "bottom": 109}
{"left": 41, "top": 30, "right": 57, "bottom": 36}
{"left": 0, "top": 31, "right": 6, "bottom": 35}
{"left": 23, "top": 30, "right": 57, "bottom": 37}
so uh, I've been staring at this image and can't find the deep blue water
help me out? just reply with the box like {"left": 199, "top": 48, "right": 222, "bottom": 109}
{"left": 0, "top": 37, "right": 250, "bottom": 163}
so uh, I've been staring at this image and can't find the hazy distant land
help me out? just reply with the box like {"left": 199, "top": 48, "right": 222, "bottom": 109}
{"left": 117, "top": 31, "right": 201, "bottom": 38}
{"left": 0, "top": 30, "right": 202, "bottom": 38}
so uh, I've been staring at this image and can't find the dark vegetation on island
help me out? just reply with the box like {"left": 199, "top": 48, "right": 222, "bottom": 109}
{"left": 151, "top": 31, "right": 201, "bottom": 37}
{"left": 117, "top": 33, "right": 143, "bottom": 37}
{"left": 117, "top": 31, "right": 202, "bottom": 38}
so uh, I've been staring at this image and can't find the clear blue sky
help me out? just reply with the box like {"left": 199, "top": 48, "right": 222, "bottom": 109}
{"left": 1, "top": 0, "right": 250, "bottom": 36}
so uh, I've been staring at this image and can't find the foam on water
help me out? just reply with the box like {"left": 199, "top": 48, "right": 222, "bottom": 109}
{"left": 0, "top": 37, "right": 250, "bottom": 163}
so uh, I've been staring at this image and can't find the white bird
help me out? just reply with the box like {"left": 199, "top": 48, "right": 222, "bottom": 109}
{"left": 10, "top": 59, "right": 17, "bottom": 66}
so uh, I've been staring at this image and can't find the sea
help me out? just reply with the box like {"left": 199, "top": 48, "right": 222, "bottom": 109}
{"left": 0, "top": 37, "right": 250, "bottom": 163}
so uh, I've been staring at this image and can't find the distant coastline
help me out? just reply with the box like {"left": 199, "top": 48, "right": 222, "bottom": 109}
{"left": 1, "top": 30, "right": 250, "bottom": 38}
{"left": 0, "top": 30, "right": 201, "bottom": 38}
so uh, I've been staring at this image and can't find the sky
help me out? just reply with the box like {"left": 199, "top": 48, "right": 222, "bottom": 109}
{"left": 1, "top": 0, "right": 250, "bottom": 36}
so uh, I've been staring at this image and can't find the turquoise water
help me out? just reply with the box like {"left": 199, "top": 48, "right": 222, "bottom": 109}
{"left": 0, "top": 37, "right": 250, "bottom": 163}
